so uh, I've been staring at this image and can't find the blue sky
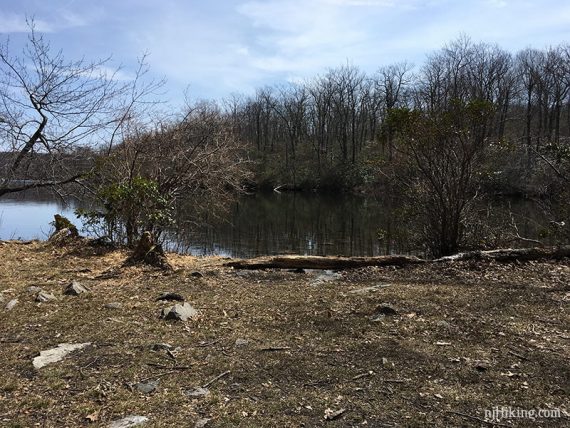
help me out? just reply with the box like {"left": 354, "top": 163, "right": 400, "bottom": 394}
{"left": 1, "top": 0, "right": 569, "bottom": 106}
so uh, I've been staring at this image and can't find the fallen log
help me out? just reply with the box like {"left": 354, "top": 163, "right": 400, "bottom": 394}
{"left": 224, "top": 255, "right": 426, "bottom": 270}
{"left": 224, "top": 246, "right": 570, "bottom": 271}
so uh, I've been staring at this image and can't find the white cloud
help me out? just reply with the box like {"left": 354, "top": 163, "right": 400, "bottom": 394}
{"left": 0, "top": 12, "right": 53, "bottom": 33}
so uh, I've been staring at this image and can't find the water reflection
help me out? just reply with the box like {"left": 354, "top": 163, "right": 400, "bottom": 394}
{"left": 0, "top": 189, "right": 554, "bottom": 258}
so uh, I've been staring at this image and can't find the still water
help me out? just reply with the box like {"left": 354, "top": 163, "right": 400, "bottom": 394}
{"left": 0, "top": 189, "right": 547, "bottom": 258}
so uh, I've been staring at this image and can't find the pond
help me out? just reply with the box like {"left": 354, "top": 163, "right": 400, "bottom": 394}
{"left": 0, "top": 189, "right": 551, "bottom": 258}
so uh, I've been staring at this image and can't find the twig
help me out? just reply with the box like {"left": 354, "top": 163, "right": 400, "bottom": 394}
{"left": 352, "top": 372, "right": 373, "bottom": 381}
{"left": 506, "top": 346, "right": 531, "bottom": 361}
{"left": 447, "top": 411, "right": 511, "bottom": 427}
{"left": 259, "top": 346, "right": 291, "bottom": 352}
{"left": 203, "top": 370, "right": 230, "bottom": 388}
{"left": 194, "top": 339, "right": 221, "bottom": 348}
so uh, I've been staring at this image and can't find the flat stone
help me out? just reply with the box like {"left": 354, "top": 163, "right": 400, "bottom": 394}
{"left": 156, "top": 292, "right": 185, "bottom": 302}
{"left": 104, "top": 302, "right": 122, "bottom": 310}
{"left": 161, "top": 302, "right": 199, "bottom": 321}
{"left": 135, "top": 380, "right": 159, "bottom": 394}
{"left": 5, "top": 299, "right": 18, "bottom": 311}
{"left": 27, "top": 286, "right": 43, "bottom": 294}
{"left": 108, "top": 416, "right": 149, "bottom": 427}
{"left": 33, "top": 342, "right": 91, "bottom": 369}
{"left": 36, "top": 291, "right": 57, "bottom": 303}
{"left": 186, "top": 386, "right": 210, "bottom": 397}
{"left": 64, "top": 281, "right": 89, "bottom": 296}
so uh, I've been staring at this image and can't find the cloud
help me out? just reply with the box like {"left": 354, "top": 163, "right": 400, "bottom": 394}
{"left": 0, "top": 10, "right": 90, "bottom": 34}
{"left": 0, "top": 12, "right": 53, "bottom": 33}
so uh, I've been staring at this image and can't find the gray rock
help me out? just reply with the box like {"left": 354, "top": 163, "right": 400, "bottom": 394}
{"left": 194, "top": 418, "right": 211, "bottom": 427}
{"left": 151, "top": 343, "right": 173, "bottom": 351}
{"left": 64, "top": 281, "right": 89, "bottom": 296}
{"left": 161, "top": 302, "right": 199, "bottom": 321}
{"left": 5, "top": 299, "right": 18, "bottom": 311}
{"left": 156, "top": 292, "right": 184, "bottom": 302}
{"left": 36, "top": 291, "right": 57, "bottom": 303}
{"left": 108, "top": 416, "right": 149, "bottom": 427}
{"left": 186, "top": 386, "right": 210, "bottom": 397}
{"left": 135, "top": 379, "right": 159, "bottom": 394}
{"left": 235, "top": 338, "right": 249, "bottom": 348}
{"left": 370, "top": 304, "right": 398, "bottom": 321}
{"left": 104, "top": 302, "right": 122, "bottom": 310}
{"left": 33, "top": 342, "right": 91, "bottom": 369}
{"left": 27, "top": 286, "right": 43, "bottom": 294}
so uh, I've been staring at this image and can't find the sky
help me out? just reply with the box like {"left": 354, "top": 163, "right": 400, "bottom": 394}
{"left": 1, "top": 0, "right": 570, "bottom": 106}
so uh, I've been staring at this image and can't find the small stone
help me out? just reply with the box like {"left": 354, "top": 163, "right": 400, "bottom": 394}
{"left": 104, "top": 302, "right": 122, "bottom": 310}
{"left": 5, "top": 299, "right": 18, "bottom": 311}
{"left": 161, "top": 302, "right": 199, "bottom": 321}
{"left": 27, "top": 286, "right": 43, "bottom": 294}
{"left": 156, "top": 292, "right": 184, "bottom": 302}
{"left": 135, "top": 380, "right": 159, "bottom": 394}
{"left": 151, "top": 343, "right": 173, "bottom": 351}
{"left": 190, "top": 271, "right": 204, "bottom": 278}
{"left": 108, "top": 415, "right": 149, "bottom": 427}
{"left": 64, "top": 281, "right": 89, "bottom": 296}
{"left": 186, "top": 386, "right": 210, "bottom": 397}
{"left": 36, "top": 291, "right": 57, "bottom": 303}
{"left": 194, "top": 418, "right": 210, "bottom": 428}
{"left": 235, "top": 338, "right": 249, "bottom": 348}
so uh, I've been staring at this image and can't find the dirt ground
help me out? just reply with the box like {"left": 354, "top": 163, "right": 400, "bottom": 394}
{"left": 0, "top": 240, "right": 568, "bottom": 427}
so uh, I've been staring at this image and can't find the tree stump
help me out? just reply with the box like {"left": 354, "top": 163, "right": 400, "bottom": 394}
{"left": 124, "top": 231, "right": 172, "bottom": 270}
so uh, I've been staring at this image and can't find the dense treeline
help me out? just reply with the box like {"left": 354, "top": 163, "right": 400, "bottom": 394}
{"left": 226, "top": 37, "right": 570, "bottom": 193}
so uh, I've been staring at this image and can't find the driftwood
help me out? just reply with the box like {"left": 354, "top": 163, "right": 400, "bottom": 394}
{"left": 435, "top": 246, "right": 570, "bottom": 263}
{"left": 224, "top": 255, "right": 425, "bottom": 270}
{"left": 224, "top": 246, "right": 570, "bottom": 271}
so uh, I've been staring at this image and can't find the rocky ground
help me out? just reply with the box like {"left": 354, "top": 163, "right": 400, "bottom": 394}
{"left": 0, "top": 240, "right": 568, "bottom": 427}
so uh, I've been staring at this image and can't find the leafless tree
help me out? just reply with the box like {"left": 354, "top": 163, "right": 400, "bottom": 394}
{"left": 0, "top": 22, "right": 161, "bottom": 197}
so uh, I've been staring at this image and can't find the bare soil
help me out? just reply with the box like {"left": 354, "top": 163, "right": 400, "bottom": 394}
{"left": 0, "top": 240, "right": 568, "bottom": 427}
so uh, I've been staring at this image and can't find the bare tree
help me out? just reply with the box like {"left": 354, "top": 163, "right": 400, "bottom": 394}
{"left": 0, "top": 23, "right": 160, "bottom": 197}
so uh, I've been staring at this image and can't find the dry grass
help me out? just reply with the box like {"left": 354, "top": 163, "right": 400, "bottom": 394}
{"left": 0, "top": 240, "right": 568, "bottom": 427}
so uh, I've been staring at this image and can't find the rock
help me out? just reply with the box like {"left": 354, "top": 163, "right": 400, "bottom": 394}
{"left": 104, "top": 302, "right": 122, "bottom": 310}
{"left": 235, "top": 338, "right": 249, "bottom": 348}
{"left": 35, "top": 291, "right": 57, "bottom": 303}
{"left": 27, "top": 286, "right": 43, "bottom": 294}
{"left": 186, "top": 386, "right": 210, "bottom": 397}
{"left": 135, "top": 380, "right": 159, "bottom": 394}
{"left": 5, "top": 299, "right": 18, "bottom": 311}
{"left": 108, "top": 415, "right": 149, "bottom": 427}
{"left": 370, "top": 304, "right": 398, "bottom": 321}
{"left": 190, "top": 271, "right": 204, "bottom": 278}
{"left": 151, "top": 343, "right": 173, "bottom": 351}
{"left": 33, "top": 342, "right": 91, "bottom": 369}
{"left": 156, "top": 292, "right": 184, "bottom": 302}
{"left": 161, "top": 302, "right": 199, "bottom": 321}
{"left": 64, "top": 281, "right": 89, "bottom": 296}
{"left": 194, "top": 418, "right": 211, "bottom": 427}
